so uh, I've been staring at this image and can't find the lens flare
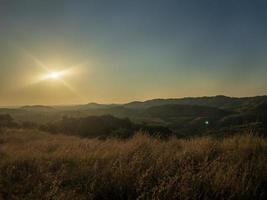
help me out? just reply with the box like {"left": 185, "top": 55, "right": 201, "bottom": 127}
{"left": 49, "top": 71, "right": 60, "bottom": 80}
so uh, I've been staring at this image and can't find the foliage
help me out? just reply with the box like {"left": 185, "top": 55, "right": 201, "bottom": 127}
{"left": 40, "top": 115, "right": 172, "bottom": 138}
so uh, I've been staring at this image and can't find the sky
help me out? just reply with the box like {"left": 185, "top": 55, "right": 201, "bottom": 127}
{"left": 0, "top": 0, "right": 267, "bottom": 105}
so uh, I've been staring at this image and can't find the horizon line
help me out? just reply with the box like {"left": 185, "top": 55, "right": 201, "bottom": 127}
{"left": 1, "top": 94, "right": 267, "bottom": 108}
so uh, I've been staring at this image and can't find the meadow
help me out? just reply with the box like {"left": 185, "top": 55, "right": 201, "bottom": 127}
{"left": 0, "top": 128, "right": 266, "bottom": 200}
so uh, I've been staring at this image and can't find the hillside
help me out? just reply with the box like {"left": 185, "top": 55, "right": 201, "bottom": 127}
{"left": 144, "top": 104, "right": 232, "bottom": 119}
{"left": 124, "top": 95, "right": 267, "bottom": 110}
{"left": 1, "top": 95, "right": 267, "bottom": 137}
{"left": 0, "top": 128, "right": 266, "bottom": 200}
{"left": 20, "top": 105, "right": 56, "bottom": 112}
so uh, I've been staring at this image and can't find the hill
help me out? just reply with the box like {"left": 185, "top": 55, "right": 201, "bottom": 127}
{"left": 1, "top": 95, "right": 267, "bottom": 137}
{"left": 40, "top": 115, "right": 171, "bottom": 138}
{"left": 144, "top": 104, "right": 232, "bottom": 119}
{"left": 20, "top": 105, "right": 56, "bottom": 112}
{"left": 124, "top": 95, "right": 267, "bottom": 110}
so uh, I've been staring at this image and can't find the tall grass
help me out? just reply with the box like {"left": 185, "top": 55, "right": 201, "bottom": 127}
{"left": 0, "top": 128, "right": 266, "bottom": 200}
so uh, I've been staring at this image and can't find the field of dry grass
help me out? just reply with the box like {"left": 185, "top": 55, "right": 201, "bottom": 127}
{"left": 0, "top": 128, "right": 266, "bottom": 200}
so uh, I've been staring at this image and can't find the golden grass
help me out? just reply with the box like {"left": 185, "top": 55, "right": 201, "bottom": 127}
{"left": 0, "top": 128, "right": 266, "bottom": 200}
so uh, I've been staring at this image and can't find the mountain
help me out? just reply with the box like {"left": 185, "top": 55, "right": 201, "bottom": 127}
{"left": 20, "top": 105, "right": 56, "bottom": 112}
{"left": 144, "top": 104, "right": 232, "bottom": 119}
{"left": 55, "top": 103, "right": 119, "bottom": 111}
{"left": 1, "top": 95, "right": 267, "bottom": 137}
{"left": 124, "top": 95, "right": 267, "bottom": 110}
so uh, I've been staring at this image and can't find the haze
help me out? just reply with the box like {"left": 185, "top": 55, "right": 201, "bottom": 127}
{"left": 1, "top": 0, "right": 267, "bottom": 106}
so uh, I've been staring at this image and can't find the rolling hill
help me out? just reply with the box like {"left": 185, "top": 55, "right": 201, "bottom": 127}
{"left": 1, "top": 95, "right": 267, "bottom": 137}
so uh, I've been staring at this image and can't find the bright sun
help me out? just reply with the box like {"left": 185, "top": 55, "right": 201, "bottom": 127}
{"left": 49, "top": 71, "right": 60, "bottom": 80}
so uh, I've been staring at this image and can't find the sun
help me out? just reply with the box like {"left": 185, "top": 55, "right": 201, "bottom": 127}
{"left": 49, "top": 71, "right": 60, "bottom": 80}
{"left": 42, "top": 70, "right": 67, "bottom": 82}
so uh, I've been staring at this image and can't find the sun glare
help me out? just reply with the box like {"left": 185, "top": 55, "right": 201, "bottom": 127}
{"left": 49, "top": 71, "right": 60, "bottom": 80}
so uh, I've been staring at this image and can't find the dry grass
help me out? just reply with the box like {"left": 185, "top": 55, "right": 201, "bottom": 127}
{"left": 0, "top": 128, "right": 266, "bottom": 200}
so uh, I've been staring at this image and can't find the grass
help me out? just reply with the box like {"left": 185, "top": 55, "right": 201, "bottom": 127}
{"left": 0, "top": 128, "right": 266, "bottom": 200}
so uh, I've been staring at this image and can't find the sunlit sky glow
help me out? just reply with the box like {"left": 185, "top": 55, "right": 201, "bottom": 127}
{"left": 0, "top": 0, "right": 267, "bottom": 106}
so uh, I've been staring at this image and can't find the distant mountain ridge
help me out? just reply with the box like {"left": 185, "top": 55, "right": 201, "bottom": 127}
{"left": 6, "top": 95, "right": 266, "bottom": 111}
{"left": 59, "top": 95, "right": 266, "bottom": 111}
{"left": 1, "top": 95, "right": 267, "bottom": 137}
{"left": 21, "top": 105, "right": 56, "bottom": 111}
{"left": 144, "top": 104, "right": 232, "bottom": 119}
{"left": 123, "top": 95, "right": 267, "bottom": 110}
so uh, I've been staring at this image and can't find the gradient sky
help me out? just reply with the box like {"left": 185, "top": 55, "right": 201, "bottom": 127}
{"left": 0, "top": 0, "right": 267, "bottom": 105}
